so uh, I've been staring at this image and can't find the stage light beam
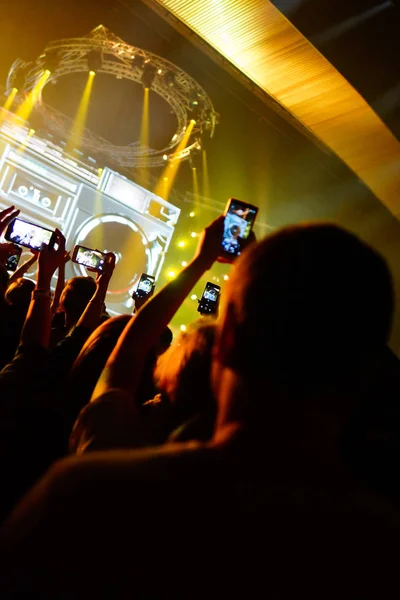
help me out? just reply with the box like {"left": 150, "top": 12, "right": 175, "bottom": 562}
{"left": 154, "top": 119, "right": 196, "bottom": 200}
{"left": 192, "top": 165, "right": 199, "bottom": 204}
{"left": 2, "top": 87, "right": 18, "bottom": 112}
{"left": 14, "top": 69, "right": 51, "bottom": 123}
{"left": 202, "top": 150, "right": 210, "bottom": 199}
{"left": 139, "top": 87, "right": 150, "bottom": 188}
{"left": 65, "top": 70, "right": 95, "bottom": 155}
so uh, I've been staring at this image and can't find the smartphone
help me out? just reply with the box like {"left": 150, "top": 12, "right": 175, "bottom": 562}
{"left": 5, "top": 217, "right": 55, "bottom": 251}
{"left": 132, "top": 273, "right": 155, "bottom": 299}
{"left": 221, "top": 198, "right": 259, "bottom": 259}
{"left": 5, "top": 245, "right": 22, "bottom": 272}
{"left": 197, "top": 281, "right": 221, "bottom": 315}
{"left": 71, "top": 245, "right": 107, "bottom": 272}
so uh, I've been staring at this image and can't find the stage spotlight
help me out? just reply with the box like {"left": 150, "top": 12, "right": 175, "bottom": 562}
{"left": 42, "top": 50, "right": 61, "bottom": 73}
{"left": 141, "top": 63, "right": 157, "bottom": 89}
{"left": 164, "top": 70, "right": 176, "bottom": 88}
{"left": 189, "top": 147, "right": 201, "bottom": 170}
{"left": 189, "top": 89, "right": 200, "bottom": 108}
{"left": 132, "top": 55, "right": 144, "bottom": 70}
{"left": 86, "top": 50, "right": 103, "bottom": 73}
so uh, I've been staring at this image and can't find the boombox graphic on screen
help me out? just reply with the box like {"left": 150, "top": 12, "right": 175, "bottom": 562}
{"left": 0, "top": 132, "right": 180, "bottom": 315}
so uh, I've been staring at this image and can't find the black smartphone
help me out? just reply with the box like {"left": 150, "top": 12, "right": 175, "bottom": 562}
{"left": 197, "top": 281, "right": 221, "bottom": 315}
{"left": 71, "top": 244, "right": 107, "bottom": 272}
{"left": 221, "top": 198, "right": 259, "bottom": 259}
{"left": 5, "top": 245, "right": 22, "bottom": 272}
{"left": 132, "top": 273, "right": 155, "bottom": 300}
{"left": 5, "top": 217, "right": 55, "bottom": 251}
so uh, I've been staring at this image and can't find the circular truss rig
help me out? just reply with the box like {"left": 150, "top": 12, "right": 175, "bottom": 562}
{"left": 6, "top": 25, "right": 219, "bottom": 168}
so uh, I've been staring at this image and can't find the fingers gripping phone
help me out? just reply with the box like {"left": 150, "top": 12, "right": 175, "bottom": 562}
{"left": 71, "top": 245, "right": 107, "bottom": 273}
{"left": 5, "top": 245, "right": 22, "bottom": 271}
{"left": 197, "top": 282, "right": 221, "bottom": 315}
{"left": 5, "top": 217, "right": 55, "bottom": 252}
{"left": 132, "top": 273, "right": 155, "bottom": 300}
{"left": 221, "top": 198, "right": 258, "bottom": 259}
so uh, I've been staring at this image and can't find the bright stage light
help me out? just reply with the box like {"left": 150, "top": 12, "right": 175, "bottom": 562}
{"left": 2, "top": 87, "right": 18, "bottom": 112}
{"left": 189, "top": 211, "right": 195, "bottom": 217}
{"left": 190, "top": 232, "right": 197, "bottom": 238}
{"left": 139, "top": 87, "right": 150, "bottom": 188}
{"left": 65, "top": 70, "right": 95, "bottom": 155}
{"left": 14, "top": 69, "right": 51, "bottom": 122}
{"left": 223, "top": 274, "right": 229, "bottom": 281}
{"left": 180, "top": 324, "right": 187, "bottom": 331}
{"left": 167, "top": 269, "right": 176, "bottom": 279}
{"left": 141, "top": 63, "right": 157, "bottom": 89}
{"left": 87, "top": 50, "right": 103, "bottom": 73}
{"left": 202, "top": 149, "right": 210, "bottom": 198}
{"left": 190, "top": 294, "right": 197, "bottom": 300}
{"left": 177, "top": 240, "right": 185, "bottom": 248}
{"left": 181, "top": 261, "right": 187, "bottom": 267}
{"left": 154, "top": 119, "right": 196, "bottom": 200}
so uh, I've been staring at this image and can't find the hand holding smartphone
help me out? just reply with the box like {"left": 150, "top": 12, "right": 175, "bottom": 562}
{"left": 0, "top": 242, "right": 22, "bottom": 271}
{"left": 71, "top": 245, "right": 108, "bottom": 273}
{"left": 197, "top": 281, "right": 221, "bottom": 316}
{"left": 5, "top": 245, "right": 22, "bottom": 271}
{"left": 5, "top": 217, "right": 56, "bottom": 252}
{"left": 132, "top": 273, "right": 155, "bottom": 300}
{"left": 220, "top": 198, "right": 258, "bottom": 261}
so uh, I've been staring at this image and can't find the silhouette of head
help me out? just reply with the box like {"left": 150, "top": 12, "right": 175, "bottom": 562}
{"left": 60, "top": 276, "right": 96, "bottom": 323}
{"left": 6, "top": 277, "right": 35, "bottom": 312}
{"left": 216, "top": 223, "right": 393, "bottom": 388}
{"left": 154, "top": 319, "right": 216, "bottom": 423}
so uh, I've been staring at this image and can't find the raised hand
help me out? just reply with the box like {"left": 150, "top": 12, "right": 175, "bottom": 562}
{"left": 37, "top": 229, "right": 66, "bottom": 288}
{"left": 194, "top": 215, "right": 225, "bottom": 270}
{"left": 96, "top": 252, "right": 116, "bottom": 290}
{"left": 0, "top": 242, "right": 19, "bottom": 265}
{"left": 0, "top": 205, "right": 20, "bottom": 237}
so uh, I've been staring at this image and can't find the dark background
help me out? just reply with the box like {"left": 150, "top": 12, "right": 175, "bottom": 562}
{"left": 1, "top": 0, "right": 400, "bottom": 347}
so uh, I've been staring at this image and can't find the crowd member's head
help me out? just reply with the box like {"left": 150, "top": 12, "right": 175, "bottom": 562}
{"left": 59, "top": 276, "right": 96, "bottom": 328}
{"left": 213, "top": 223, "right": 394, "bottom": 433}
{"left": 67, "top": 314, "right": 131, "bottom": 423}
{"left": 5, "top": 278, "right": 35, "bottom": 314}
{"left": 153, "top": 319, "right": 216, "bottom": 440}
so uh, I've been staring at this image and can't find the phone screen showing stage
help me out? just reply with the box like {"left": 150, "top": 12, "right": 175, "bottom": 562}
{"left": 222, "top": 200, "right": 258, "bottom": 258}
{"left": 198, "top": 282, "right": 220, "bottom": 315}
{"left": 75, "top": 246, "right": 105, "bottom": 271}
{"left": 6, "top": 218, "right": 53, "bottom": 251}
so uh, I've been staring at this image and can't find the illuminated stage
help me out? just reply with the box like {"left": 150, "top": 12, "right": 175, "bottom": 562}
{"left": 0, "top": 112, "right": 180, "bottom": 315}
{"left": 0, "top": 24, "right": 220, "bottom": 316}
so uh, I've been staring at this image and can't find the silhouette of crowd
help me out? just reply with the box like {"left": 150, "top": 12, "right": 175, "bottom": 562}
{"left": 0, "top": 202, "right": 400, "bottom": 598}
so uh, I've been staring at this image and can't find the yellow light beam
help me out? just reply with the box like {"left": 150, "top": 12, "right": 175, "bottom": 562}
{"left": 13, "top": 128, "right": 35, "bottom": 158}
{"left": 201, "top": 149, "right": 210, "bottom": 199}
{"left": 139, "top": 87, "right": 150, "bottom": 189}
{"left": 192, "top": 165, "right": 199, "bottom": 203}
{"left": 148, "top": 0, "right": 400, "bottom": 216}
{"left": 14, "top": 70, "right": 51, "bottom": 123}
{"left": 154, "top": 119, "right": 196, "bottom": 200}
{"left": 2, "top": 88, "right": 18, "bottom": 112}
{"left": 65, "top": 71, "right": 96, "bottom": 155}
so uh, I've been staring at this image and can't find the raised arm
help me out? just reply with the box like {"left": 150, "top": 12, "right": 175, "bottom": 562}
{"left": 51, "top": 251, "right": 70, "bottom": 315}
{"left": 0, "top": 205, "right": 20, "bottom": 237}
{"left": 20, "top": 230, "right": 66, "bottom": 349}
{"left": 92, "top": 215, "right": 224, "bottom": 402}
{"left": 75, "top": 252, "right": 115, "bottom": 332}
{"left": 8, "top": 249, "right": 38, "bottom": 285}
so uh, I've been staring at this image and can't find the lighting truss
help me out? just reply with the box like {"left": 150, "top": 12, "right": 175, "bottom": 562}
{"left": 5, "top": 25, "right": 219, "bottom": 168}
